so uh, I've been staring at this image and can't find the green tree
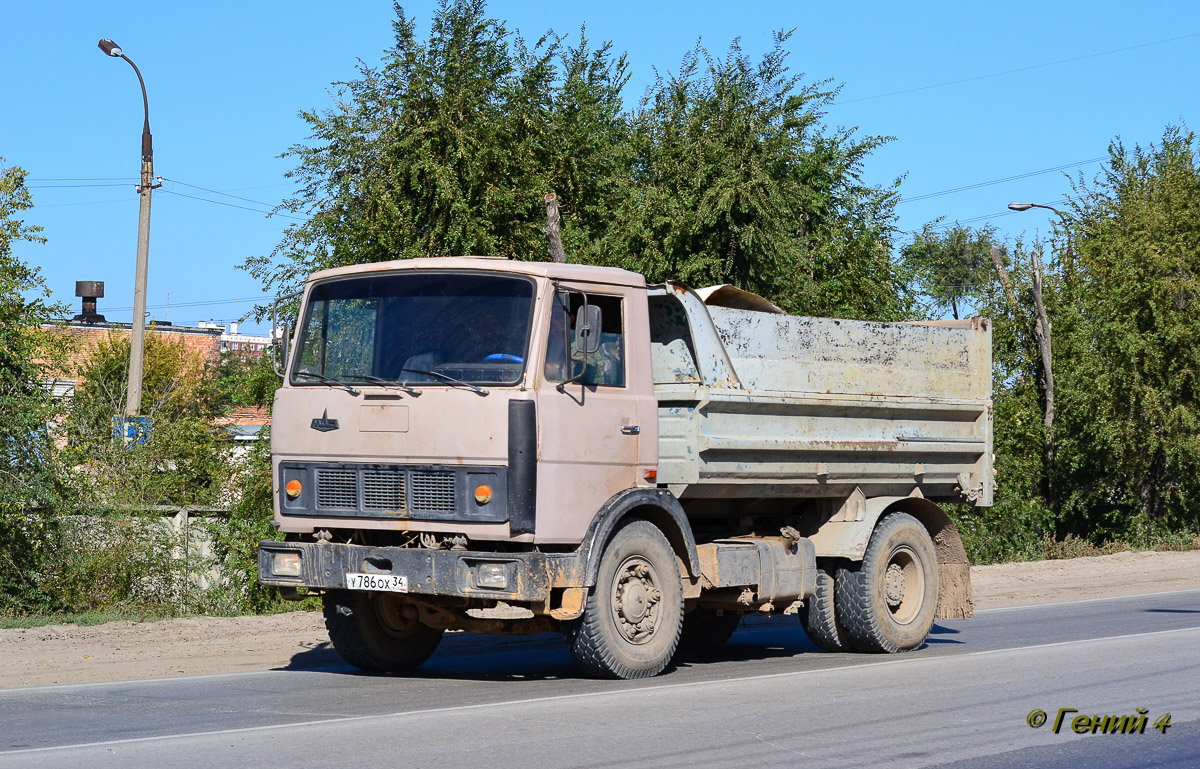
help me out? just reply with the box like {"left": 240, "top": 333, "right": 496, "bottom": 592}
{"left": 67, "top": 333, "right": 230, "bottom": 509}
{"left": 0, "top": 158, "right": 74, "bottom": 615}
{"left": 955, "top": 127, "right": 1200, "bottom": 560}
{"left": 215, "top": 349, "right": 278, "bottom": 408}
{"left": 1053, "top": 126, "right": 1200, "bottom": 540}
{"left": 247, "top": 2, "right": 909, "bottom": 322}
{"left": 902, "top": 222, "right": 997, "bottom": 320}
{"left": 246, "top": 0, "right": 631, "bottom": 298}
{"left": 67, "top": 332, "right": 220, "bottom": 444}
{"left": 600, "top": 34, "right": 908, "bottom": 319}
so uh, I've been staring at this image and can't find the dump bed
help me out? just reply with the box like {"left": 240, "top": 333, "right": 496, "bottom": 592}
{"left": 647, "top": 284, "right": 993, "bottom": 505}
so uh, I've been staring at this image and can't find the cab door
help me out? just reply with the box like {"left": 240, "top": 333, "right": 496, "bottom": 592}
{"left": 534, "top": 283, "right": 653, "bottom": 542}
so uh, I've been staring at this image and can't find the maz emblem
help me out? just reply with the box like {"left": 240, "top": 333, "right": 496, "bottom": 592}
{"left": 310, "top": 409, "right": 340, "bottom": 432}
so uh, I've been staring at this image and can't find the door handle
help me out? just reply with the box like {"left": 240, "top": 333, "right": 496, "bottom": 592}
{"left": 621, "top": 425, "right": 640, "bottom": 435}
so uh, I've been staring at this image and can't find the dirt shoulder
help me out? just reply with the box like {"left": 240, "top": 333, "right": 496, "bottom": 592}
{"left": 3, "top": 549, "right": 1198, "bottom": 689}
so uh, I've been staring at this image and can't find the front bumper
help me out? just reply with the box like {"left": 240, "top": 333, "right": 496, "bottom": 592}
{"left": 258, "top": 540, "right": 583, "bottom": 604}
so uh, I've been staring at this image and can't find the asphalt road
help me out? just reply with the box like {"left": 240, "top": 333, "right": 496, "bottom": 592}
{"left": 2, "top": 589, "right": 1199, "bottom": 769}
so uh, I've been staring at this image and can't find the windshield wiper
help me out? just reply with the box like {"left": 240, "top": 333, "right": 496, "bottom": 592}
{"left": 400, "top": 368, "right": 489, "bottom": 396}
{"left": 293, "top": 371, "right": 361, "bottom": 396}
{"left": 356, "top": 375, "right": 421, "bottom": 396}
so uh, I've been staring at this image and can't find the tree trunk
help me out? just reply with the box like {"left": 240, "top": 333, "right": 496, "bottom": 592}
{"left": 544, "top": 193, "right": 566, "bottom": 264}
{"left": 991, "top": 245, "right": 1056, "bottom": 507}
{"left": 1030, "top": 245, "right": 1056, "bottom": 506}
{"left": 989, "top": 246, "right": 1020, "bottom": 313}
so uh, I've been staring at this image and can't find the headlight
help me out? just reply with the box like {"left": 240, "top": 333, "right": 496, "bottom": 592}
{"left": 474, "top": 562, "right": 508, "bottom": 589}
{"left": 272, "top": 552, "right": 302, "bottom": 577}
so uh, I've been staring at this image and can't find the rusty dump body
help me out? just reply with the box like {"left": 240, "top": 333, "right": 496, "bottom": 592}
{"left": 259, "top": 257, "right": 992, "bottom": 663}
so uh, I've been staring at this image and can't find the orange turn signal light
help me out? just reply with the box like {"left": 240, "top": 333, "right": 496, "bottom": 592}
{"left": 643, "top": 469, "right": 658, "bottom": 482}
{"left": 474, "top": 484, "right": 493, "bottom": 504}
{"left": 285, "top": 479, "right": 302, "bottom": 499}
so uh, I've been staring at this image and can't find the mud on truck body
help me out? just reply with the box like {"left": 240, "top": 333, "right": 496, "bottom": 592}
{"left": 258, "top": 257, "right": 993, "bottom": 679}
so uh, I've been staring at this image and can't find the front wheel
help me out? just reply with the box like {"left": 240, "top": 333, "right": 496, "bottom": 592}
{"left": 323, "top": 590, "right": 444, "bottom": 673}
{"left": 834, "top": 513, "right": 939, "bottom": 653}
{"left": 564, "top": 519, "right": 685, "bottom": 679}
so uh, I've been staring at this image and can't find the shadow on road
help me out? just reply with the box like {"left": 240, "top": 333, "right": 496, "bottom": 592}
{"left": 924, "top": 623, "right": 965, "bottom": 645}
{"left": 277, "top": 621, "right": 885, "bottom": 682}
{"left": 280, "top": 642, "right": 343, "bottom": 671}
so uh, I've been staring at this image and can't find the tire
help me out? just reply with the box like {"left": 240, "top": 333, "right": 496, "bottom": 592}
{"left": 798, "top": 571, "right": 855, "bottom": 652}
{"left": 679, "top": 608, "right": 741, "bottom": 651}
{"left": 834, "top": 513, "right": 939, "bottom": 653}
{"left": 323, "top": 590, "right": 443, "bottom": 673}
{"left": 564, "top": 519, "right": 685, "bottom": 679}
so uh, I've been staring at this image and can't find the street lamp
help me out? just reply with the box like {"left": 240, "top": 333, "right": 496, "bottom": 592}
{"left": 1008, "top": 201, "right": 1066, "bottom": 217}
{"left": 98, "top": 38, "right": 158, "bottom": 418}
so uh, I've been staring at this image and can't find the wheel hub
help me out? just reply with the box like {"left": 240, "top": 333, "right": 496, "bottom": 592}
{"left": 883, "top": 545, "right": 925, "bottom": 625}
{"left": 885, "top": 562, "right": 905, "bottom": 608}
{"left": 612, "top": 559, "right": 662, "bottom": 644}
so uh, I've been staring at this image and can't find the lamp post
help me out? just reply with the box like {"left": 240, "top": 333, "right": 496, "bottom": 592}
{"left": 1006, "top": 200, "right": 1066, "bottom": 507}
{"left": 98, "top": 38, "right": 157, "bottom": 417}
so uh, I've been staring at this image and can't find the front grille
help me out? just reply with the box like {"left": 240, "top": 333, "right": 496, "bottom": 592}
{"left": 362, "top": 470, "right": 406, "bottom": 511}
{"left": 411, "top": 472, "right": 457, "bottom": 513}
{"left": 305, "top": 465, "right": 465, "bottom": 518}
{"left": 315, "top": 468, "right": 357, "bottom": 509}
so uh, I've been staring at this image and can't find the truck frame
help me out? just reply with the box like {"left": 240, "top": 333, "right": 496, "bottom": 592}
{"left": 258, "top": 257, "right": 992, "bottom": 678}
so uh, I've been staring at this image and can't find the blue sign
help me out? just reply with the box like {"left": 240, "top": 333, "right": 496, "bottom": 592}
{"left": 113, "top": 415, "right": 153, "bottom": 447}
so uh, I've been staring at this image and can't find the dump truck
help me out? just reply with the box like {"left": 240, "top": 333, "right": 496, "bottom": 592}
{"left": 258, "top": 257, "right": 992, "bottom": 679}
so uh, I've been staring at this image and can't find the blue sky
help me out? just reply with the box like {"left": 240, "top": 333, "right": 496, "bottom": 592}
{"left": 5, "top": 0, "right": 1198, "bottom": 332}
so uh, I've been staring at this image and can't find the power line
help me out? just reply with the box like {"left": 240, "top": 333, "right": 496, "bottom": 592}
{"left": 899, "top": 157, "right": 1106, "bottom": 204}
{"left": 841, "top": 31, "right": 1200, "bottom": 104}
{"left": 104, "top": 295, "right": 270, "bottom": 312}
{"left": 158, "top": 188, "right": 305, "bottom": 221}
{"left": 932, "top": 199, "right": 1069, "bottom": 228}
{"left": 38, "top": 197, "right": 132, "bottom": 208}
{"left": 27, "top": 177, "right": 137, "bottom": 181}
{"left": 162, "top": 178, "right": 281, "bottom": 208}
{"left": 28, "top": 183, "right": 133, "bottom": 189}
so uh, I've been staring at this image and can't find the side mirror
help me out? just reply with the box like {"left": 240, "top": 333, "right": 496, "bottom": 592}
{"left": 574, "top": 304, "right": 602, "bottom": 356}
{"left": 277, "top": 323, "right": 290, "bottom": 376}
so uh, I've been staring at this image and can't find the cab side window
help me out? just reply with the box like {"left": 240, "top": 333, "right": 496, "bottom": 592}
{"left": 544, "top": 292, "right": 625, "bottom": 387}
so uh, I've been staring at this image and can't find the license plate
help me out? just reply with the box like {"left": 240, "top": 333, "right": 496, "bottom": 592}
{"left": 345, "top": 573, "right": 408, "bottom": 593}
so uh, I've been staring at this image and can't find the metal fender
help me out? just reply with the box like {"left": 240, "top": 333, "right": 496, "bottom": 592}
{"left": 579, "top": 488, "right": 701, "bottom": 586}
{"left": 810, "top": 491, "right": 974, "bottom": 619}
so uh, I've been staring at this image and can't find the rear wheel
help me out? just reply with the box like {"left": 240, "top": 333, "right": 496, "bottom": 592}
{"left": 680, "top": 608, "right": 741, "bottom": 650}
{"left": 834, "top": 513, "right": 939, "bottom": 653}
{"left": 323, "top": 590, "right": 443, "bottom": 673}
{"left": 799, "top": 571, "right": 854, "bottom": 652}
{"left": 564, "top": 519, "right": 685, "bottom": 679}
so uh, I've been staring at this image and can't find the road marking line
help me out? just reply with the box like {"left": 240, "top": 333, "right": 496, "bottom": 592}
{"left": 3, "top": 624, "right": 1198, "bottom": 757}
{"left": 974, "top": 587, "right": 1200, "bottom": 614}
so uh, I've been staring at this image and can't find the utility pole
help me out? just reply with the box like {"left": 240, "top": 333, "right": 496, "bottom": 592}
{"left": 99, "top": 38, "right": 158, "bottom": 417}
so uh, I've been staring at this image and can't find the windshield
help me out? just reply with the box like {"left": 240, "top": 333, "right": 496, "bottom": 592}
{"left": 292, "top": 271, "right": 536, "bottom": 387}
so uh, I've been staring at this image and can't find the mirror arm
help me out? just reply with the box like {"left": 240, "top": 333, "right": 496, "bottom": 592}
{"left": 557, "top": 288, "right": 581, "bottom": 391}
{"left": 556, "top": 288, "right": 597, "bottom": 392}
{"left": 271, "top": 290, "right": 303, "bottom": 379}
